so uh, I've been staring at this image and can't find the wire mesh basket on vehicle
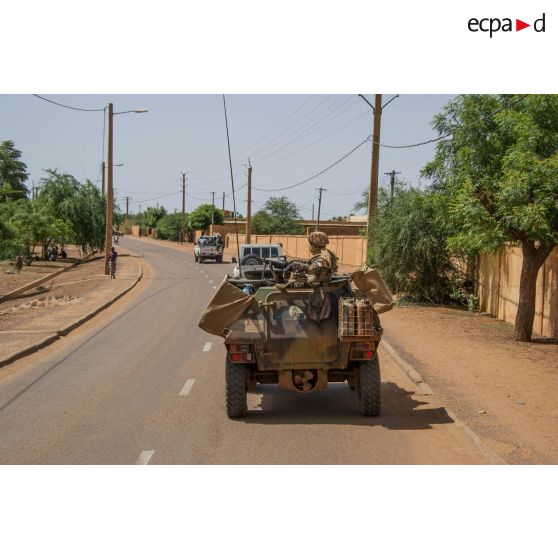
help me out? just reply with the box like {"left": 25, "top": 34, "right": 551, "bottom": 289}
{"left": 338, "top": 297, "right": 378, "bottom": 340}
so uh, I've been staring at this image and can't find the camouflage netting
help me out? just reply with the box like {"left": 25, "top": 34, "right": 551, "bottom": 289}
{"left": 198, "top": 280, "right": 256, "bottom": 337}
{"left": 350, "top": 268, "right": 394, "bottom": 314}
{"left": 198, "top": 268, "right": 394, "bottom": 338}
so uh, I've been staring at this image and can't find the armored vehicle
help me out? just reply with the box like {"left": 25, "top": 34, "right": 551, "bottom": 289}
{"left": 198, "top": 262, "right": 393, "bottom": 419}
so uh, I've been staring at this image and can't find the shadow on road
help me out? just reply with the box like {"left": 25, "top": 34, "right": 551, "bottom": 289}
{"left": 243, "top": 381, "right": 454, "bottom": 430}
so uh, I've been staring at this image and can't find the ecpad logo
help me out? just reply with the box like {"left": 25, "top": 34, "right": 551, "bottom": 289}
{"left": 468, "top": 13, "right": 546, "bottom": 37}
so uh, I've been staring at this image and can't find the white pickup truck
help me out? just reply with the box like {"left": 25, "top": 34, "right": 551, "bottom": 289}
{"left": 194, "top": 236, "right": 224, "bottom": 263}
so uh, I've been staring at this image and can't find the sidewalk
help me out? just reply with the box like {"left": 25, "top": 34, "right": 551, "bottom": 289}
{"left": 380, "top": 304, "right": 558, "bottom": 464}
{"left": 0, "top": 254, "right": 143, "bottom": 367}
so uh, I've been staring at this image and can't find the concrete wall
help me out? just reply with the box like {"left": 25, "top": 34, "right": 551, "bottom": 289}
{"left": 226, "top": 234, "right": 367, "bottom": 267}
{"left": 478, "top": 246, "right": 558, "bottom": 338}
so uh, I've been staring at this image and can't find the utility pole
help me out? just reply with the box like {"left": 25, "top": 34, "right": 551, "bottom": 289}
{"left": 181, "top": 172, "right": 186, "bottom": 239}
{"left": 367, "top": 94, "right": 383, "bottom": 221}
{"left": 360, "top": 93, "right": 384, "bottom": 260}
{"left": 246, "top": 161, "right": 252, "bottom": 244}
{"left": 385, "top": 170, "right": 401, "bottom": 200}
{"left": 315, "top": 187, "right": 326, "bottom": 231}
{"left": 104, "top": 102, "right": 114, "bottom": 275}
{"left": 312, "top": 202, "right": 314, "bottom": 221}
{"left": 101, "top": 161, "right": 106, "bottom": 196}
{"left": 125, "top": 196, "right": 130, "bottom": 218}
{"left": 210, "top": 191, "right": 215, "bottom": 234}
{"left": 222, "top": 191, "right": 225, "bottom": 211}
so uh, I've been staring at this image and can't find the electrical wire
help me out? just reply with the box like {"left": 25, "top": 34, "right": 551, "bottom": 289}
{"left": 189, "top": 95, "right": 340, "bottom": 179}
{"left": 380, "top": 94, "right": 529, "bottom": 149}
{"left": 188, "top": 95, "right": 318, "bottom": 176}
{"left": 252, "top": 106, "right": 371, "bottom": 172}
{"left": 253, "top": 135, "right": 371, "bottom": 193}
{"left": 32, "top": 94, "right": 106, "bottom": 112}
{"left": 131, "top": 191, "right": 181, "bottom": 204}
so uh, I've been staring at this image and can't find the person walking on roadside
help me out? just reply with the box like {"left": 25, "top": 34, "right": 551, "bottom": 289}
{"left": 108, "top": 247, "right": 118, "bottom": 279}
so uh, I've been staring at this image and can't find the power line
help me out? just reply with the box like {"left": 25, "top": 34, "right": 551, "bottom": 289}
{"left": 188, "top": 95, "right": 343, "bottom": 180}
{"left": 32, "top": 94, "right": 106, "bottom": 112}
{"left": 131, "top": 190, "right": 181, "bottom": 204}
{"left": 252, "top": 105, "right": 371, "bottom": 173}
{"left": 253, "top": 135, "right": 371, "bottom": 193}
{"left": 380, "top": 94, "right": 529, "bottom": 149}
{"left": 188, "top": 95, "right": 318, "bottom": 176}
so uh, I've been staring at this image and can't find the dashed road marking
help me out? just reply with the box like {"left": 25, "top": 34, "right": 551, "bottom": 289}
{"left": 212, "top": 286, "right": 217, "bottom": 289}
{"left": 209, "top": 279, "right": 214, "bottom": 284}
{"left": 203, "top": 342, "right": 212, "bottom": 352}
{"left": 135, "top": 450, "right": 155, "bottom": 465}
{"left": 179, "top": 379, "right": 195, "bottom": 396}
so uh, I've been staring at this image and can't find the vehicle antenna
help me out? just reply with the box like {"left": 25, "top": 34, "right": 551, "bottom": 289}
{"left": 222, "top": 95, "right": 242, "bottom": 276}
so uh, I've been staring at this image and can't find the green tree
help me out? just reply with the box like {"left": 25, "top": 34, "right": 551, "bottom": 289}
{"left": 156, "top": 212, "right": 187, "bottom": 241}
{"left": 143, "top": 206, "right": 167, "bottom": 228}
{"left": 0, "top": 140, "right": 29, "bottom": 201}
{"left": 374, "top": 187, "right": 457, "bottom": 304}
{"left": 9, "top": 204, "right": 72, "bottom": 258}
{"left": 36, "top": 169, "right": 107, "bottom": 254}
{"left": 251, "top": 196, "right": 303, "bottom": 234}
{"left": 188, "top": 204, "right": 223, "bottom": 234}
{"left": 0, "top": 199, "right": 31, "bottom": 259}
{"left": 423, "top": 94, "right": 558, "bottom": 341}
{"left": 352, "top": 190, "right": 368, "bottom": 214}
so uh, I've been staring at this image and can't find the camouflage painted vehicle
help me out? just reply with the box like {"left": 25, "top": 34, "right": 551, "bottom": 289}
{"left": 198, "top": 267, "right": 393, "bottom": 419}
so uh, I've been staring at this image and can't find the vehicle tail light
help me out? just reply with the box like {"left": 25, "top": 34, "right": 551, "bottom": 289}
{"left": 228, "top": 344, "right": 253, "bottom": 363}
{"left": 349, "top": 342, "right": 375, "bottom": 360}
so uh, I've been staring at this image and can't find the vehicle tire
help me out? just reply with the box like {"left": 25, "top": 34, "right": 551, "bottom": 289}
{"left": 217, "top": 256, "right": 223, "bottom": 263}
{"left": 358, "top": 353, "right": 381, "bottom": 416}
{"left": 226, "top": 357, "right": 248, "bottom": 418}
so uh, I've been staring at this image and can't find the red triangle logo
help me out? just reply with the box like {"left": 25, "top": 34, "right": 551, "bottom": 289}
{"left": 516, "top": 19, "right": 530, "bottom": 31}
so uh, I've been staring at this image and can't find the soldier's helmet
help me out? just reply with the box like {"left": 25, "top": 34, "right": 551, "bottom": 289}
{"left": 308, "top": 231, "right": 329, "bottom": 248}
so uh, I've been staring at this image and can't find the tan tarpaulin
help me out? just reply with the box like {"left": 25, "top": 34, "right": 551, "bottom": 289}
{"left": 198, "top": 280, "right": 255, "bottom": 337}
{"left": 350, "top": 268, "right": 394, "bottom": 314}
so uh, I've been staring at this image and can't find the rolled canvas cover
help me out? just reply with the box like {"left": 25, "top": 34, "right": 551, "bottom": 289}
{"left": 350, "top": 268, "right": 394, "bottom": 314}
{"left": 198, "top": 280, "right": 256, "bottom": 337}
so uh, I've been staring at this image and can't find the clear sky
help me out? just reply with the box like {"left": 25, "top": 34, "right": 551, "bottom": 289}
{"left": 0, "top": 94, "right": 454, "bottom": 220}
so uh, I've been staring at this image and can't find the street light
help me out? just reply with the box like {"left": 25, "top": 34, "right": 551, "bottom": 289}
{"left": 101, "top": 162, "right": 124, "bottom": 197}
{"left": 104, "top": 102, "right": 148, "bottom": 274}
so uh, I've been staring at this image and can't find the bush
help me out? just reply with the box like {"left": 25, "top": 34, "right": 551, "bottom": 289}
{"left": 373, "top": 188, "right": 460, "bottom": 304}
{"left": 156, "top": 213, "right": 186, "bottom": 241}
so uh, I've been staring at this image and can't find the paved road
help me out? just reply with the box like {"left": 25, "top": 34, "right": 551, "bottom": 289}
{"left": 0, "top": 237, "right": 496, "bottom": 464}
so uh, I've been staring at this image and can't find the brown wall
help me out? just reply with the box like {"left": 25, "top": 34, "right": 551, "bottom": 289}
{"left": 303, "top": 224, "right": 365, "bottom": 236}
{"left": 226, "top": 234, "right": 367, "bottom": 267}
{"left": 478, "top": 246, "right": 558, "bottom": 338}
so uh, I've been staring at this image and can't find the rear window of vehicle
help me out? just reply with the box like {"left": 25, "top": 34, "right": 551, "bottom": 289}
{"left": 261, "top": 247, "right": 270, "bottom": 258}
{"left": 243, "top": 247, "right": 261, "bottom": 257}
{"left": 270, "top": 247, "right": 279, "bottom": 258}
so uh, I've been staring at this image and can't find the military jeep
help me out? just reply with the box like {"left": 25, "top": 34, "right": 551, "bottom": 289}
{"left": 198, "top": 266, "right": 393, "bottom": 419}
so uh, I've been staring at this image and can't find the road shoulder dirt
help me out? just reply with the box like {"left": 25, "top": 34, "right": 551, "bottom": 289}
{"left": 381, "top": 304, "right": 558, "bottom": 464}
{"left": 0, "top": 253, "right": 143, "bottom": 367}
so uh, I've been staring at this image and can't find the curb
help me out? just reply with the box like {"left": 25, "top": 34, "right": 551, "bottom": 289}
{"left": 381, "top": 337, "right": 505, "bottom": 464}
{"left": 381, "top": 339, "right": 433, "bottom": 395}
{"left": 0, "top": 259, "right": 143, "bottom": 369}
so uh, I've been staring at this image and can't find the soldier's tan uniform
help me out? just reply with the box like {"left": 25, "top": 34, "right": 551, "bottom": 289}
{"left": 304, "top": 232, "right": 338, "bottom": 285}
